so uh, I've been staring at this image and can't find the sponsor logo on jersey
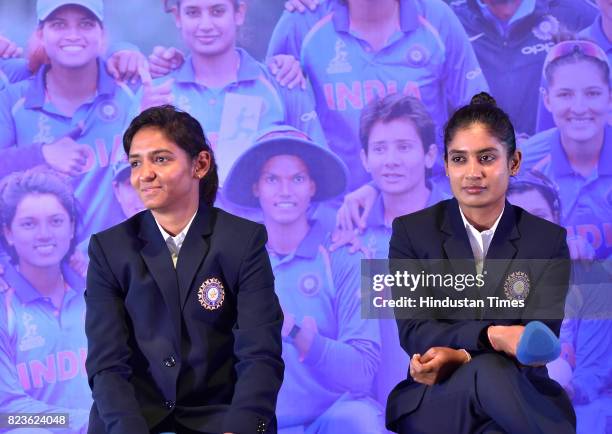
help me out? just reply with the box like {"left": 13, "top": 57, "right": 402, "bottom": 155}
{"left": 521, "top": 42, "right": 554, "bottom": 56}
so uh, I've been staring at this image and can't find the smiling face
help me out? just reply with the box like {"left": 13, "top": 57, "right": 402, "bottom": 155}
{"left": 544, "top": 60, "right": 611, "bottom": 145}
{"left": 445, "top": 123, "right": 520, "bottom": 211}
{"left": 175, "top": 0, "right": 245, "bottom": 58}
{"left": 361, "top": 117, "right": 436, "bottom": 196}
{"left": 253, "top": 155, "right": 316, "bottom": 226}
{"left": 3, "top": 193, "right": 74, "bottom": 269}
{"left": 38, "top": 5, "right": 103, "bottom": 68}
{"left": 128, "top": 126, "right": 210, "bottom": 215}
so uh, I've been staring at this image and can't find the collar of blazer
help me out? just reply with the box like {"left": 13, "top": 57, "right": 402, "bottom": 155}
{"left": 440, "top": 198, "right": 521, "bottom": 296}
{"left": 136, "top": 205, "right": 217, "bottom": 339}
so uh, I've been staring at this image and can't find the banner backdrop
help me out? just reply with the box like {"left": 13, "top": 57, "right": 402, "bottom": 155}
{"left": 0, "top": 1, "right": 610, "bottom": 433}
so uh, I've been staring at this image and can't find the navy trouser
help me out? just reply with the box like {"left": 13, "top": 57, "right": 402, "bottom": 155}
{"left": 397, "top": 353, "right": 576, "bottom": 434}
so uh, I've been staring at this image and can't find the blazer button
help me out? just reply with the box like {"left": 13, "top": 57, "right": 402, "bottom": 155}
{"left": 164, "top": 400, "right": 175, "bottom": 410}
{"left": 163, "top": 355, "right": 176, "bottom": 367}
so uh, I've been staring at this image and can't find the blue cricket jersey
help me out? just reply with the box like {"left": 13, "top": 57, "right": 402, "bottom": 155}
{"left": 579, "top": 15, "right": 612, "bottom": 67}
{"left": 560, "top": 263, "right": 612, "bottom": 408}
{"left": 0, "top": 58, "right": 30, "bottom": 91}
{"left": 521, "top": 125, "right": 612, "bottom": 260}
{"left": 269, "top": 221, "right": 381, "bottom": 427}
{"left": 359, "top": 185, "right": 450, "bottom": 406}
{"left": 267, "top": 0, "right": 488, "bottom": 190}
{"left": 0, "top": 59, "right": 136, "bottom": 244}
{"left": 361, "top": 185, "right": 450, "bottom": 260}
{"left": 447, "top": 0, "right": 596, "bottom": 136}
{"left": 130, "top": 48, "right": 324, "bottom": 186}
{"left": 0, "top": 258, "right": 90, "bottom": 433}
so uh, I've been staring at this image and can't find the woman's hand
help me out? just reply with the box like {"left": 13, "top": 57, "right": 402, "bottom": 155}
{"left": 148, "top": 45, "right": 185, "bottom": 78}
{"left": 329, "top": 228, "right": 364, "bottom": 253}
{"left": 410, "top": 347, "right": 469, "bottom": 386}
{"left": 0, "top": 34, "right": 23, "bottom": 58}
{"left": 281, "top": 309, "right": 317, "bottom": 362}
{"left": 69, "top": 250, "right": 89, "bottom": 278}
{"left": 106, "top": 49, "right": 148, "bottom": 84}
{"left": 138, "top": 66, "right": 175, "bottom": 111}
{"left": 293, "top": 315, "right": 318, "bottom": 362}
{"left": 41, "top": 134, "right": 90, "bottom": 177}
{"left": 266, "top": 54, "right": 306, "bottom": 89}
{"left": 487, "top": 325, "right": 525, "bottom": 357}
{"left": 335, "top": 184, "right": 378, "bottom": 234}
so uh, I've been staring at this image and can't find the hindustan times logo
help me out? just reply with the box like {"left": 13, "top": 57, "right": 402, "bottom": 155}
{"left": 372, "top": 270, "right": 485, "bottom": 292}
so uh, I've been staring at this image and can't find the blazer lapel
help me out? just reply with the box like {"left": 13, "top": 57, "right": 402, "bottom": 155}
{"left": 176, "top": 205, "right": 215, "bottom": 310}
{"left": 138, "top": 211, "right": 182, "bottom": 343}
{"left": 441, "top": 198, "right": 477, "bottom": 277}
{"left": 482, "top": 202, "right": 520, "bottom": 297}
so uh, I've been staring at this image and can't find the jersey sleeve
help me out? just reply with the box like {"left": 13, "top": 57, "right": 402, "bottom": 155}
{"left": 266, "top": 10, "right": 307, "bottom": 60}
{"left": 0, "top": 58, "right": 31, "bottom": 90}
{"left": 278, "top": 82, "right": 327, "bottom": 146}
{"left": 0, "top": 86, "right": 18, "bottom": 149}
{"left": 438, "top": 2, "right": 489, "bottom": 109}
{"left": 0, "top": 86, "right": 47, "bottom": 178}
{"left": 301, "top": 247, "right": 381, "bottom": 394}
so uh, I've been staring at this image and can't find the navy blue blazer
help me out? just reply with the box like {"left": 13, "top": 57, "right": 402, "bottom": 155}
{"left": 385, "top": 198, "right": 570, "bottom": 430}
{"left": 85, "top": 205, "right": 284, "bottom": 434}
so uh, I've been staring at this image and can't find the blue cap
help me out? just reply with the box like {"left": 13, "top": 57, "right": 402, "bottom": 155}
{"left": 37, "top": 0, "right": 104, "bottom": 21}
{"left": 112, "top": 160, "right": 130, "bottom": 181}
{"left": 224, "top": 126, "right": 348, "bottom": 208}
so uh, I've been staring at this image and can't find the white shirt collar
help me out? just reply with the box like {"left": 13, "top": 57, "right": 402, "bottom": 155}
{"left": 458, "top": 205, "right": 504, "bottom": 273}
{"left": 154, "top": 211, "right": 197, "bottom": 260}
{"left": 459, "top": 206, "right": 504, "bottom": 236}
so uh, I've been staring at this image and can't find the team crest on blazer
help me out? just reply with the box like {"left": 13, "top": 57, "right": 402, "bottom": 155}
{"left": 504, "top": 271, "right": 530, "bottom": 301}
{"left": 198, "top": 278, "right": 225, "bottom": 310}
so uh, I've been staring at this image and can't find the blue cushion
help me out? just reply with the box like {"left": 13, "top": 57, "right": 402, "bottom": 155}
{"left": 516, "top": 321, "right": 561, "bottom": 366}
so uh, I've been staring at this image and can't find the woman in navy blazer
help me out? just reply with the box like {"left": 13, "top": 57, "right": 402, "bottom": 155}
{"left": 85, "top": 105, "right": 284, "bottom": 434}
{"left": 386, "top": 93, "right": 575, "bottom": 434}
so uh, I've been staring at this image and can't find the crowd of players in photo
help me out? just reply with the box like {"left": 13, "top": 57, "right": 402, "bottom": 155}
{"left": 0, "top": 0, "right": 610, "bottom": 432}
